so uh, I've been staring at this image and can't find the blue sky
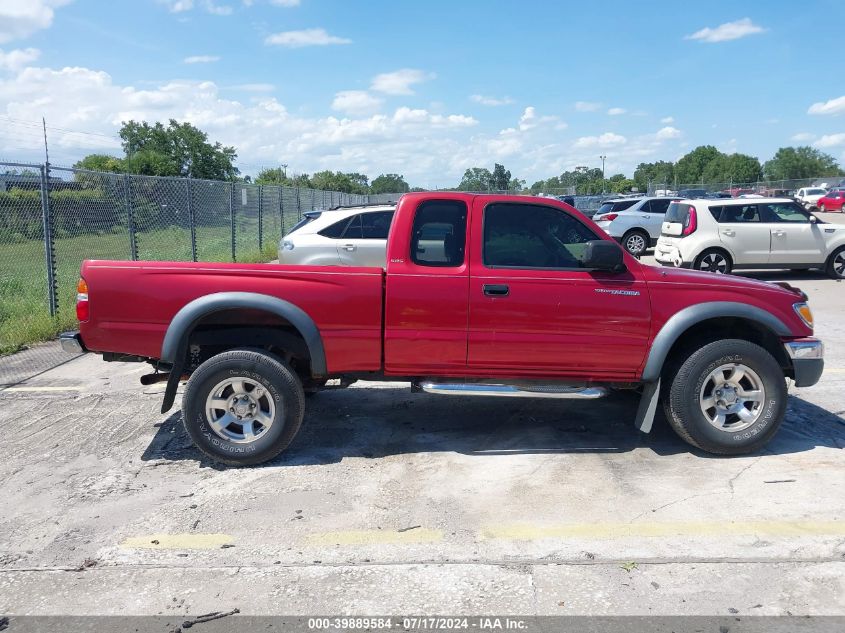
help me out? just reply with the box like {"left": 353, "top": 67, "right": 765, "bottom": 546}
{"left": 1, "top": 0, "right": 844, "bottom": 186}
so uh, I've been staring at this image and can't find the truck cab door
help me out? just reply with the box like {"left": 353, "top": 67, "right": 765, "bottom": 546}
{"left": 466, "top": 198, "right": 650, "bottom": 379}
{"left": 383, "top": 198, "right": 470, "bottom": 374}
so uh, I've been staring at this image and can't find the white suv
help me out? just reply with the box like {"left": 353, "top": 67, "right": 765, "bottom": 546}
{"left": 593, "top": 197, "right": 675, "bottom": 256}
{"left": 278, "top": 205, "right": 394, "bottom": 267}
{"left": 795, "top": 187, "right": 828, "bottom": 210}
{"left": 654, "top": 198, "right": 845, "bottom": 279}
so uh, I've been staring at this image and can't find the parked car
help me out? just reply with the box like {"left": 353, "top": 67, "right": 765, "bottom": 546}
{"left": 678, "top": 188, "right": 707, "bottom": 198}
{"left": 278, "top": 205, "right": 395, "bottom": 267}
{"left": 654, "top": 197, "right": 845, "bottom": 277}
{"left": 816, "top": 190, "right": 845, "bottom": 213}
{"left": 593, "top": 197, "right": 675, "bottom": 256}
{"left": 63, "top": 192, "right": 823, "bottom": 465}
{"left": 593, "top": 197, "right": 641, "bottom": 218}
{"left": 795, "top": 187, "right": 828, "bottom": 210}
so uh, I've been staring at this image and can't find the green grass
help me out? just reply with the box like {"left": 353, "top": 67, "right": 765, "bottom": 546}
{"left": 0, "top": 223, "right": 281, "bottom": 355}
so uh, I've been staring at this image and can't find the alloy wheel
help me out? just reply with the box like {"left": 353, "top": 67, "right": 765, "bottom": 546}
{"left": 204, "top": 376, "right": 276, "bottom": 443}
{"left": 698, "top": 363, "right": 766, "bottom": 432}
{"left": 625, "top": 233, "right": 647, "bottom": 256}
{"left": 698, "top": 252, "right": 728, "bottom": 273}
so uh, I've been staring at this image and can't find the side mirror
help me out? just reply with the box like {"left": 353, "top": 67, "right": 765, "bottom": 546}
{"left": 581, "top": 240, "right": 626, "bottom": 272}
{"left": 809, "top": 215, "right": 818, "bottom": 223}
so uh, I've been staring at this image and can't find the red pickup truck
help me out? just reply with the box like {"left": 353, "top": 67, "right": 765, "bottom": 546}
{"left": 61, "top": 193, "right": 824, "bottom": 465}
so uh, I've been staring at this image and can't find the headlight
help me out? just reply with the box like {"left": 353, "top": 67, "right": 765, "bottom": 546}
{"left": 793, "top": 302, "right": 814, "bottom": 328}
{"left": 282, "top": 240, "right": 295, "bottom": 251}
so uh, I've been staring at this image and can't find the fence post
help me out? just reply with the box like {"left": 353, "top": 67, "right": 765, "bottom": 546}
{"left": 258, "top": 184, "right": 263, "bottom": 253}
{"left": 125, "top": 174, "right": 138, "bottom": 260}
{"left": 229, "top": 182, "right": 236, "bottom": 262}
{"left": 39, "top": 164, "right": 58, "bottom": 317}
{"left": 186, "top": 177, "right": 197, "bottom": 262}
{"left": 279, "top": 186, "right": 284, "bottom": 235}
{"left": 296, "top": 187, "right": 301, "bottom": 219}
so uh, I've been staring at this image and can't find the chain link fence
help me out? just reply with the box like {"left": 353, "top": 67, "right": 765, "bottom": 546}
{"left": 0, "top": 160, "right": 403, "bottom": 370}
{"left": 646, "top": 177, "right": 845, "bottom": 197}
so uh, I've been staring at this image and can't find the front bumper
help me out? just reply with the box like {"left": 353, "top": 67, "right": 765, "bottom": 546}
{"left": 59, "top": 331, "right": 86, "bottom": 354}
{"left": 784, "top": 338, "right": 824, "bottom": 387}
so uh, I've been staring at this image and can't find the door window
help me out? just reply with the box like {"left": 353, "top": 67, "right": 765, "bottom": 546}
{"left": 638, "top": 200, "right": 652, "bottom": 213}
{"left": 319, "top": 215, "right": 353, "bottom": 238}
{"left": 410, "top": 200, "right": 467, "bottom": 267}
{"left": 649, "top": 199, "right": 672, "bottom": 214}
{"left": 361, "top": 211, "right": 394, "bottom": 238}
{"left": 761, "top": 202, "right": 810, "bottom": 223}
{"left": 717, "top": 205, "right": 761, "bottom": 223}
{"left": 483, "top": 203, "right": 598, "bottom": 269}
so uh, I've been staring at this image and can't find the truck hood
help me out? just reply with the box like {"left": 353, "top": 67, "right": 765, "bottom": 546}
{"left": 642, "top": 265, "right": 804, "bottom": 299}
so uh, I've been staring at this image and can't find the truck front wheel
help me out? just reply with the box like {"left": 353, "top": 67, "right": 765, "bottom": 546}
{"left": 663, "top": 339, "right": 786, "bottom": 455}
{"left": 181, "top": 349, "right": 305, "bottom": 466}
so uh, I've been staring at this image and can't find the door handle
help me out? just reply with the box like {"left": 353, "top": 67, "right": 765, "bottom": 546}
{"left": 342, "top": 244, "right": 357, "bottom": 251}
{"left": 773, "top": 230, "right": 785, "bottom": 237}
{"left": 483, "top": 284, "right": 509, "bottom": 297}
{"left": 722, "top": 229, "right": 735, "bottom": 236}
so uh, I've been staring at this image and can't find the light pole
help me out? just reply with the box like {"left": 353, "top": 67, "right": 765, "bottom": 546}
{"left": 280, "top": 163, "right": 288, "bottom": 180}
{"left": 599, "top": 155, "right": 607, "bottom": 193}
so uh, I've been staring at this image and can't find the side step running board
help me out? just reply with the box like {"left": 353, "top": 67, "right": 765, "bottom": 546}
{"left": 414, "top": 381, "right": 607, "bottom": 399}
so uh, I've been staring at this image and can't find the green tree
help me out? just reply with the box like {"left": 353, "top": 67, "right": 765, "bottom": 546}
{"left": 119, "top": 119, "right": 238, "bottom": 180}
{"left": 701, "top": 153, "right": 762, "bottom": 184}
{"left": 762, "top": 146, "right": 843, "bottom": 180}
{"left": 371, "top": 173, "right": 410, "bottom": 194}
{"left": 458, "top": 167, "right": 493, "bottom": 191}
{"left": 490, "top": 163, "right": 512, "bottom": 190}
{"left": 73, "top": 154, "right": 125, "bottom": 173}
{"left": 633, "top": 160, "right": 675, "bottom": 191}
{"left": 309, "top": 171, "right": 369, "bottom": 194}
{"left": 674, "top": 145, "right": 722, "bottom": 184}
{"left": 608, "top": 174, "right": 635, "bottom": 193}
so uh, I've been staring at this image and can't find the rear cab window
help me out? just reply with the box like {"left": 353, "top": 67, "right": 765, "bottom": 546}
{"left": 410, "top": 201, "right": 467, "bottom": 267}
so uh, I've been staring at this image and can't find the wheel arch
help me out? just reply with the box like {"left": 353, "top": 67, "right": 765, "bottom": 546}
{"left": 641, "top": 302, "right": 791, "bottom": 383}
{"left": 158, "top": 292, "right": 326, "bottom": 414}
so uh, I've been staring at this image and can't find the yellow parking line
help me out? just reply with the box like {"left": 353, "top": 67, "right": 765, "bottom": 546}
{"left": 1, "top": 386, "right": 83, "bottom": 392}
{"left": 121, "top": 534, "right": 234, "bottom": 549}
{"left": 306, "top": 528, "right": 443, "bottom": 546}
{"left": 481, "top": 521, "right": 845, "bottom": 541}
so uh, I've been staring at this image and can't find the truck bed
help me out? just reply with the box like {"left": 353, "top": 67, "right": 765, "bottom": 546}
{"left": 79, "top": 260, "right": 385, "bottom": 373}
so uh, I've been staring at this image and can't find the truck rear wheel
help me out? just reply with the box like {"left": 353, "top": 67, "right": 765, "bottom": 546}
{"left": 663, "top": 339, "right": 786, "bottom": 455}
{"left": 182, "top": 349, "right": 305, "bottom": 466}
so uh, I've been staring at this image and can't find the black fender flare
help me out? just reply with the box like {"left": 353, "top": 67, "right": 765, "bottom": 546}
{"left": 158, "top": 292, "right": 327, "bottom": 414}
{"left": 640, "top": 301, "right": 791, "bottom": 383}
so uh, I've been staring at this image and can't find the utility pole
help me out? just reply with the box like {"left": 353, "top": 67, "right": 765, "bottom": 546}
{"left": 599, "top": 155, "right": 607, "bottom": 179}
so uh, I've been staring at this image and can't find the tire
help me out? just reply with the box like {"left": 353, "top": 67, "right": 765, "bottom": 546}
{"left": 181, "top": 349, "right": 305, "bottom": 466}
{"left": 819, "top": 204, "right": 826, "bottom": 213}
{"left": 663, "top": 339, "right": 787, "bottom": 455}
{"left": 693, "top": 249, "right": 733, "bottom": 274}
{"left": 826, "top": 246, "right": 845, "bottom": 280}
{"left": 622, "top": 229, "right": 649, "bottom": 257}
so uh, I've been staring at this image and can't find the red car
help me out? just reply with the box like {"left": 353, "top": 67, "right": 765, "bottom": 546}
{"left": 816, "top": 190, "right": 845, "bottom": 213}
{"left": 61, "top": 192, "right": 824, "bottom": 465}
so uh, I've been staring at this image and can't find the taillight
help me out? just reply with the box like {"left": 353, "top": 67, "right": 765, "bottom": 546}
{"left": 682, "top": 206, "right": 697, "bottom": 236}
{"left": 598, "top": 213, "right": 618, "bottom": 221}
{"left": 76, "top": 278, "right": 89, "bottom": 322}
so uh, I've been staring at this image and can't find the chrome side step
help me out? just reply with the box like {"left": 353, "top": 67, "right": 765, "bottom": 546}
{"left": 415, "top": 381, "right": 607, "bottom": 399}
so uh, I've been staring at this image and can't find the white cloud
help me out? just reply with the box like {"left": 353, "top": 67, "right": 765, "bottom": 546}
{"left": 162, "top": 0, "right": 194, "bottom": 12}
{"left": 0, "top": 47, "right": 40, "bottom": 71}
{"left": 607, "top": 107, "right": 626, "bottom": 116}
{"left": 685, "top": 18, "right": 766, "bottom": 43}
{"left": 470, "top": 94, "right": 513, "bottom": 106}
{"left": 264, "top": 28, "right": 351, "bottom": 48}
{"left": 660, "top": 116, "right": 674, "bottom": 124}
{"left": 808, "top": 95, "right": 845, "bottom": 116}
{"left": 183, "top": 55, "right": 220, "bottom": 64}
{"left": 574, "top": 132, "right": 627, "bottom": 148}
{"left": 204, "top": 1, "right": 233, "bottom": 15}
{"left": 791, "top": 132, "right": 815, "bottom": 142}
{"left": 655, "top": 126, "right": 682, "bottom": 141}
{"left": 814, "top": 133, "right": 845, "bottom": 149}
{"left": 270, "top": 0, "right": 300, "bottom": 5}
{"left": 0, "top": 0, "right": 71, "bottom": 44}
{"left": 574, "top": 101, "right": 602, "bottom": 112}
{"left": 231, "top": 82, "right": 275, "bottom": 92}
{"left": 371, "top": 68, "right": 434, "bottom": 95}
{"left": 332, "top": 90, "right": 383, "bottom": 116}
